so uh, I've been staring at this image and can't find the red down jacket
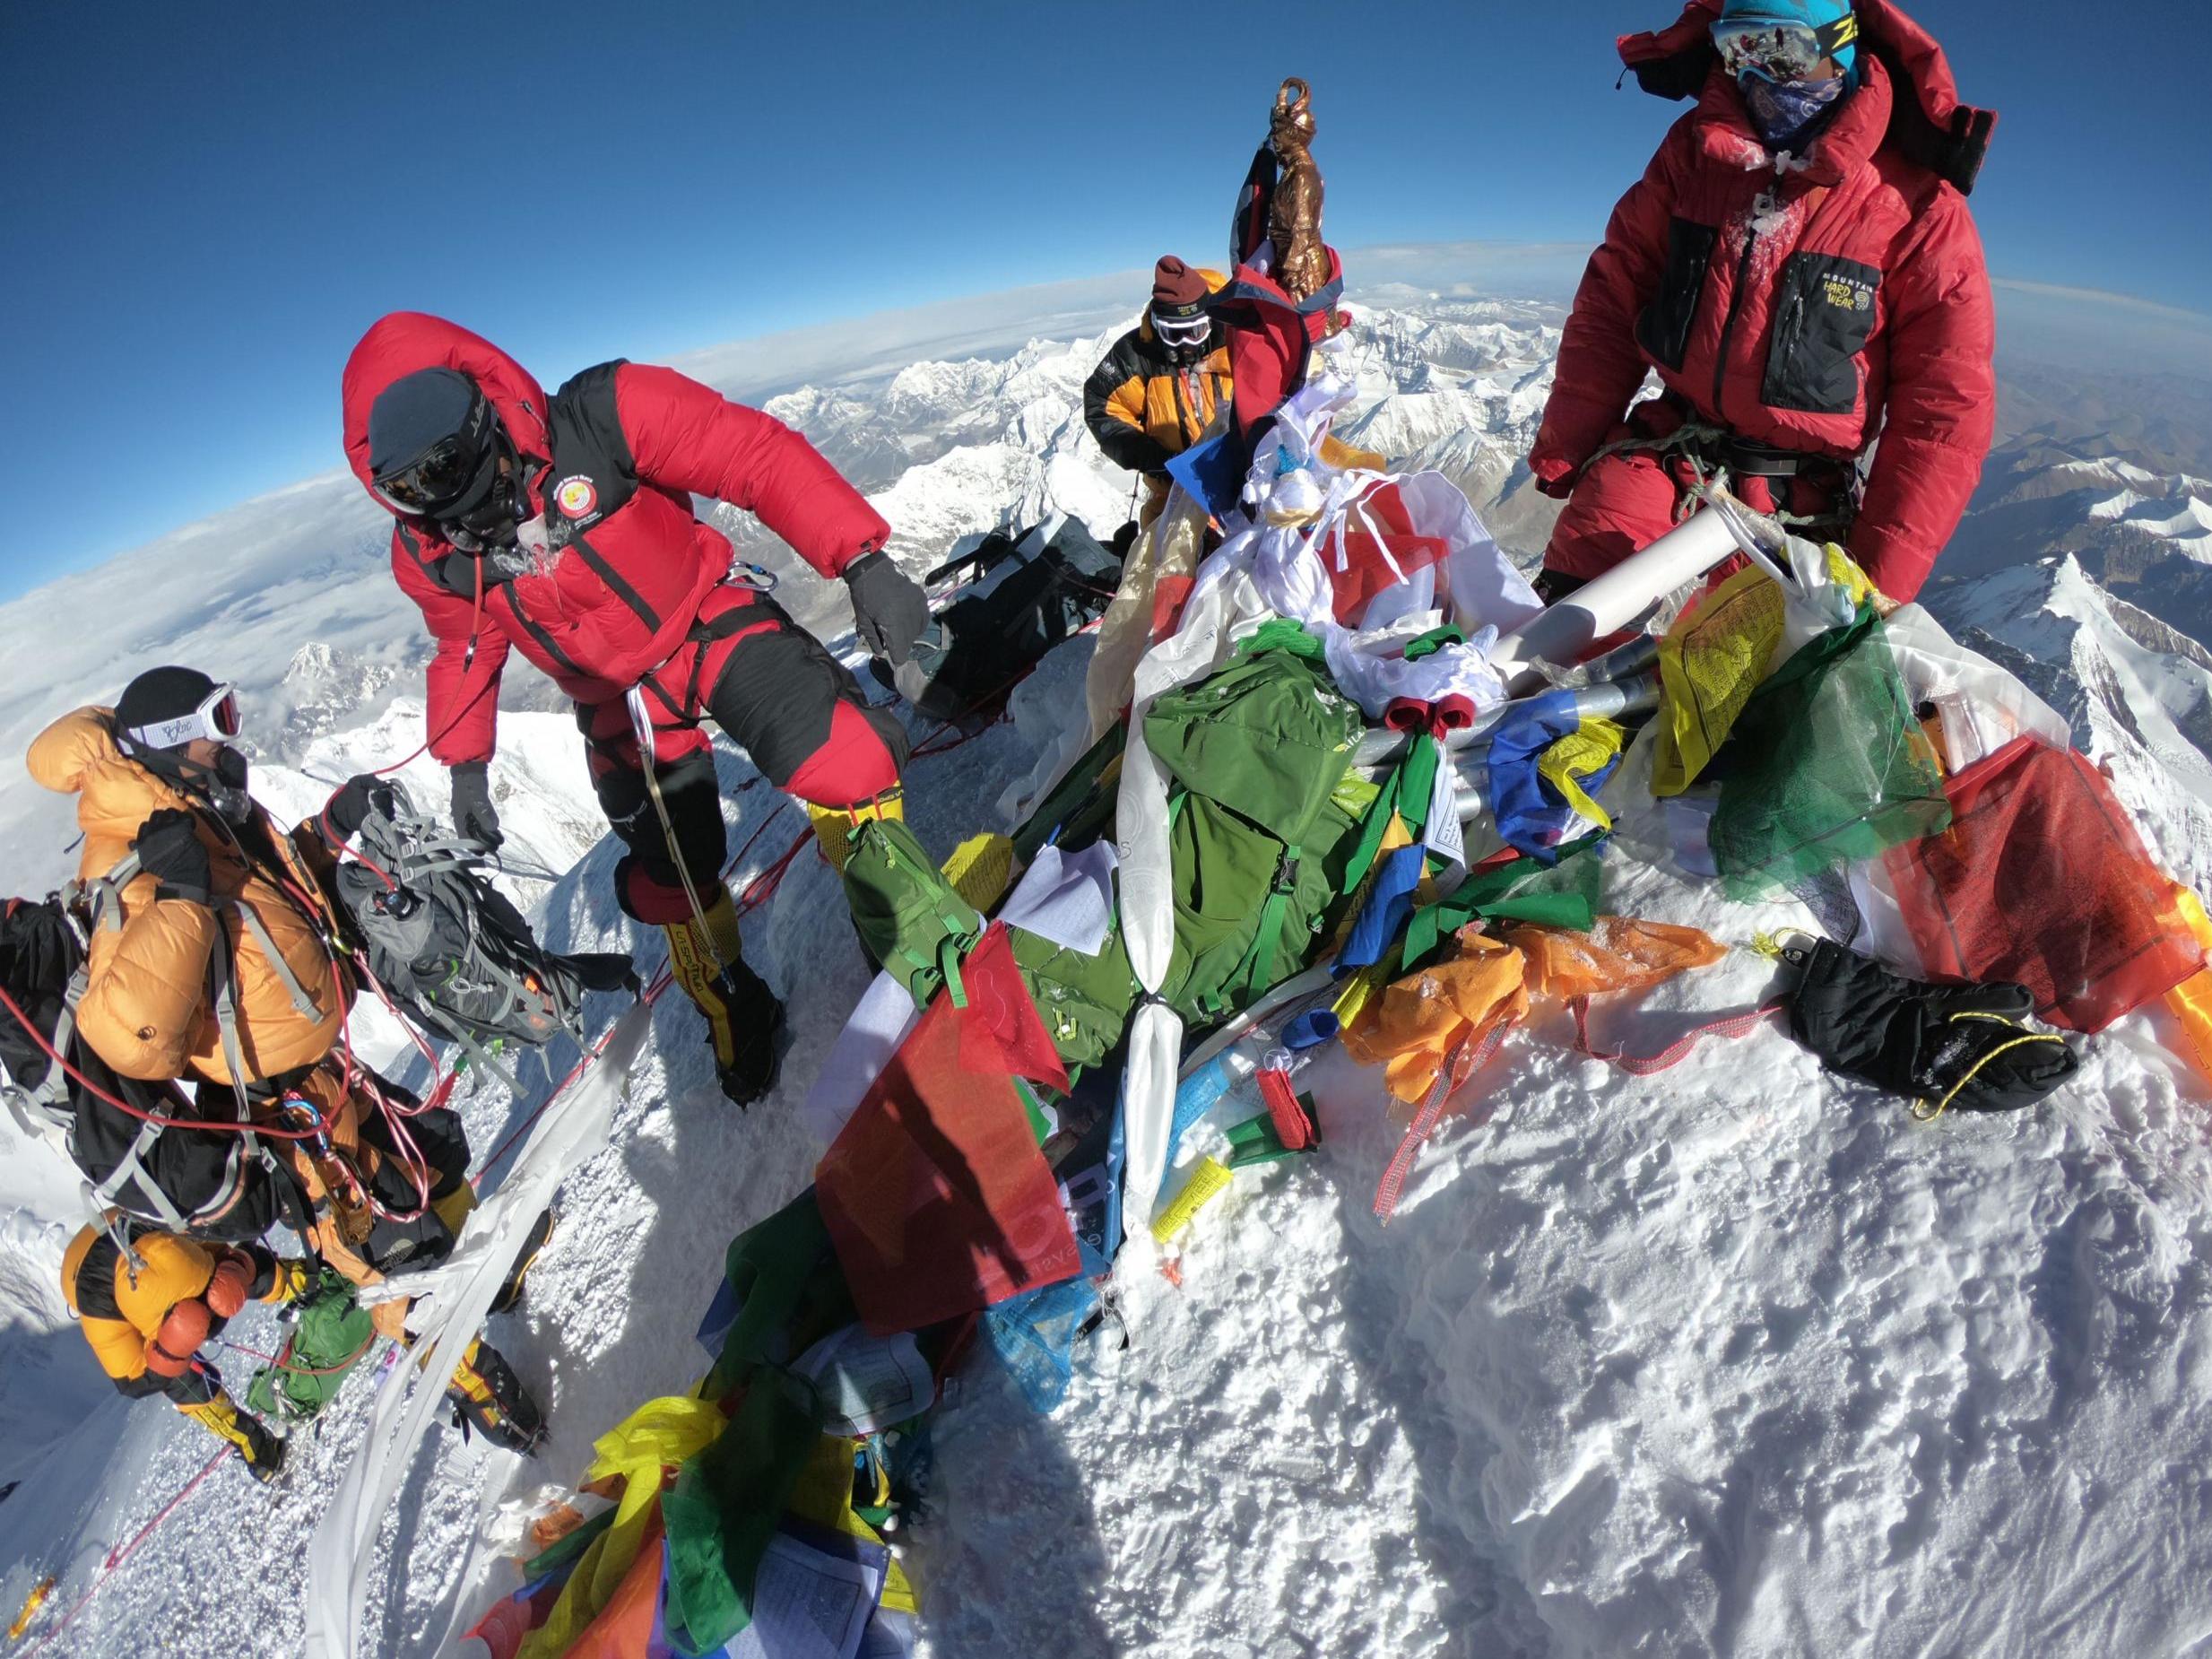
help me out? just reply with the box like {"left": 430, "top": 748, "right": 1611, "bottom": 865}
{"left": 342, "top": 312, "right": 891, "bottom": 764}
{"left": 1530, "top": 0, "right": 1997, "bottom": 602}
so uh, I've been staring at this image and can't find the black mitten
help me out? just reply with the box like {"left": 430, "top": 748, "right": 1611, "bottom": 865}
{"left": 1787, "top": 940, "right": 2078, "bottom": 1116}
{"left": 134, "top": 809, "right": 213, "bottom": 906}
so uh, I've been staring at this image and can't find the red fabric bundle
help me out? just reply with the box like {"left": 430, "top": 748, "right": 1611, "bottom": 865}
{"left": 816, "top": 925, "right": 1081, "bottom": 1335}
{"left": 1325, "top": 482, "right": 1447, "bottom": 623}
{"left": 1884, "top": 738, "right": 2204, "bottom": 1033}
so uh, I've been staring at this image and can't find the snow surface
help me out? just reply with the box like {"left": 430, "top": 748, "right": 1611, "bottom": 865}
{"left": 8, "top": 292, "right": 2212, "bottom": 1658}
{"left": 12, "top": 568, "right": 2212, "bottom": 1656}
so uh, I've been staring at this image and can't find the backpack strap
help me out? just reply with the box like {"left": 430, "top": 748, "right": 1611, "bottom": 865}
{"left": 1223, "top": 842, "right": 1305, "bottom": 1015}
{"left": 229, "top": 896, "right": 326, "bottom": 1021}
{"left": 90, "top": 1113, "right": 202, "bottom": 1232}
{"left": 2, "top": 959, "right": 89, "bottom": 1139}
{"left": 82, "top": 850, "right": 143, "bottom": 937}
{"left": 207, "top": 938, "right": 271, "bottom": 1167}
{"left": 868, "top": 821, "right": 982, "bottom": 1010}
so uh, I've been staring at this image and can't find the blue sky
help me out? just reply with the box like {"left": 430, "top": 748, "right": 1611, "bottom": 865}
{"left": 2, "top": 0, "right": 2205, "bottom": 600}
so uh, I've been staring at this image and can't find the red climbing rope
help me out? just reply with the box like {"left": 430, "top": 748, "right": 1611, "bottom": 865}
{"left": 21, "top": 1445, "right": 233, "bottom": 1657}
{"left": 0, "top": 986, "right": 327, "bottom": 1143}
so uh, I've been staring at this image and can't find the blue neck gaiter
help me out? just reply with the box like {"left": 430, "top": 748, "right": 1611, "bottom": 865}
{"left": 1741, "top": 73, "right": 1846, "bottom": 151}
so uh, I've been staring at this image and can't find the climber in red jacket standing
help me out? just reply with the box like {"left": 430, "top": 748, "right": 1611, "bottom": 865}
{"left": 1528, "top": 0, "right": 1998, "bottom": 606}
{"left": 343, "top": 313, "right": 931, "bottom": 1105}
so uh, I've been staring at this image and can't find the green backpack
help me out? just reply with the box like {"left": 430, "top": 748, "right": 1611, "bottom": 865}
{"left": 1144, "top": 623, "right": 1365, "bottom": 1023}
{"left": 841, "top": 819, "right": 985, "bottom": 1008}
{"left": 246, "top": 1271, "right": 378, "bottom": 1422}
{"left": 844, "top": 815, "right": 1141, "bottom": 1071}
{"left": 1011, "top": 925, "right": 1141, "bottom": 1073}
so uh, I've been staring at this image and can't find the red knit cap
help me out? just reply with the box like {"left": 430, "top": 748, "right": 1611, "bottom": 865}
{"left": 1150, "top": 256, "right": 1210, "bottom": 321}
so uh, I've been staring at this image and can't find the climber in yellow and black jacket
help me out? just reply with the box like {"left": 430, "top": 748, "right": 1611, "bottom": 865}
{"left": 61, "top": 1223, "right": 307, "bottom": 1482}
{"left": 60, "top": 1219, "right": 551, "bottom": 1472}
{"left": 1083, "top": 256, "right": 1232, "bottom": 525}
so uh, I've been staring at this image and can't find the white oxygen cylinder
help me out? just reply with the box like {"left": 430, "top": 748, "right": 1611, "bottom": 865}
{"left": 1488, "top": 508, "right": 1740, "bottom": 692}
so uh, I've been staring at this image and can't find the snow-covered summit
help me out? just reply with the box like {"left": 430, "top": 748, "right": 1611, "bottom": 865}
{"left": 6, "top": 288, "right": 2212, "bottom": 1658}
{"left": 1945, "top": 436, "right": 2212, "bottom": 650}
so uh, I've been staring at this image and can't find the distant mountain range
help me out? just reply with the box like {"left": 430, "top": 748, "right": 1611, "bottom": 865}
{"left": 4, "top": 285, "right": 2208, "bottom": 893}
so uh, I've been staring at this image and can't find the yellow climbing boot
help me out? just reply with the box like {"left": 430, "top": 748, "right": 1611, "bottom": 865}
{"left": 806, "top": 788, "right": 905, "bottom": 874}
{"left": 664, "top": 886, "right": 784, "bottom": 1106}
{"left": 446, "top": 1337, "right": 546, "bottom": 1455}
{"left": 178, "top": 1393, "right": 286, "bottom": 1483}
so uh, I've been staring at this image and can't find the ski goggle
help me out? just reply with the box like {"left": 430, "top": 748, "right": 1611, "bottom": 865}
{"left": 1711, "top": 13, "right": 1857, "bottom": 83}
{"left": 1152, "top": 313, "right": 1213, "bottom": 350}
{"left": 124, "top": 682, "right": 241, "bottom": 751}
{"left": 369, "top": 389, "right": 499, "bottom": 517}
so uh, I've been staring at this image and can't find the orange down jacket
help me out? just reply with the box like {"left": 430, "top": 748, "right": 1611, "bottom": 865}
{"left": 26, "top": 708, "right": 348, "bottom": 1084}
{"left": 1083, "top": 269, "right": 1234, "bottom": 475}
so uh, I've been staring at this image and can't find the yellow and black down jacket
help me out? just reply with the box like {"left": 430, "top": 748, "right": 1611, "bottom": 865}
{"left": 60, "top": 1226, "right": 276, "bottom": 1398}
{"left": 27, "top": 708, "right": 349, "bottom": 1084}
{"left": 1083, "top": 282, "right": 1233, "bottom": 475}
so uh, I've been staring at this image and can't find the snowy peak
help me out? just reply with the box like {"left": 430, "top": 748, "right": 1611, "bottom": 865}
{"left": 257, "top": 641, "right": 404, "bottom": 765}
{"left": 715, "top": 299, "right": 1567, "bottom": 628}
{"left": 1947, "top": 437, "right": 2212, "bottom": 650}
{"left": 1929, "top": 554, "right": 2212, "bottom": 890}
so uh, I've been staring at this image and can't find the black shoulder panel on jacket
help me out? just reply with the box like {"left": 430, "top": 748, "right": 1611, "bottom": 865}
{"left": 74, "top": 1234, "right": 125, "bottom": 1323}
{"left": 1631, "top": 43, "right": 1715, "bottom": 102}
{"left": 1865, "top": 39, "right": 1996, "bottom": 195}
{"left": 545, "top": 361, "right": 642, "bottom": 540}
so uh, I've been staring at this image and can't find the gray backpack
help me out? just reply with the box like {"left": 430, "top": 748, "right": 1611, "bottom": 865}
{"left": 332, "top": 786, "right": 634, "bottom": 1065}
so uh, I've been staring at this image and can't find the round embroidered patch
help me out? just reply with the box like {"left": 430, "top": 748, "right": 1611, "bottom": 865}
{"left": 554, "top": 474, "right": 599, "bottom": 520}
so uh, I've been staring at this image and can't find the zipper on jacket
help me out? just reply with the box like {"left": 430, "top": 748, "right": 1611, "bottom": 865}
{"left": 1171, "top": 369, "right": 1197, "bottom": 447}
{"left": 1710, "top": 195, "right": 1772, "bottom": 428}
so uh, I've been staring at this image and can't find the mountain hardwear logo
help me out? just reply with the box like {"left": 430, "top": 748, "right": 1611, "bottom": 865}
{"left": 1822, "top": 274, "right": 1875, "bottom": 313}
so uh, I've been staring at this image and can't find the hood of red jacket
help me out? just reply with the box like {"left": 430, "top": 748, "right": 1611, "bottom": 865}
{"left": 1687, "top": 46, "right": 1896, "bottom": 184}
{"left": 341, "top": 312, "right": 552, "bottom": 508}
{"left": 1619, "top": 0, "right": 1995, "bottom": 190}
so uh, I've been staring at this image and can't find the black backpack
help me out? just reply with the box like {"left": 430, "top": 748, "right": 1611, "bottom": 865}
{"left": 0, "top": 897, "right": 282, "bottom": 1240}
{"left": 872, "top": 518, "right": 1123, "bottom": 724}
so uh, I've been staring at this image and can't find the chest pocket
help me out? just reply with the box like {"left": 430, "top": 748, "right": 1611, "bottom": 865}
{"left": 1636, "top": 217, "right": 1720, "bottom": 372}
{"left": 1763, "top": 252, "right": 1882, "bottom": 417}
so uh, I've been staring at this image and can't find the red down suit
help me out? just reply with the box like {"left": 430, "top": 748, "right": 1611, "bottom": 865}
{"left": 1531, "top": 0, "right": 1997, "bottom": 603}
{"left": 343, "top": 313, "right": 906, "bottom": 921}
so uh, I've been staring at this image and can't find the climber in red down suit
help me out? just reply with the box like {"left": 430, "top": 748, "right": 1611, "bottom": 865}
{"left": 343, "top": 312, "right": 931, "bottom": 1104}
{"left": 1529, "top": 0, "right": 1998, "bottom": 606}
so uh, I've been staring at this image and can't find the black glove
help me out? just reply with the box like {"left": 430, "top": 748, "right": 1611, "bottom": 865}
{"left": 1786, "top": 939, "right": 2078, "bottom": 1116}
{"left": 449, "top": 762, "right": 503, "bottom": 850}
{"left": 844, "top": 550, "right": 931, "bottom": 668}
{"left": 321, "top": 773, "right": 395, "bottom": 846}
{"left": 134, "top": 809, "right": 213, "bottom": 906}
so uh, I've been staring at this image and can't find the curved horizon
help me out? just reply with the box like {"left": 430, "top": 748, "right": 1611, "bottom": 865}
{"left": 10, "top": 245, "right": 2208, "bottom": 606}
